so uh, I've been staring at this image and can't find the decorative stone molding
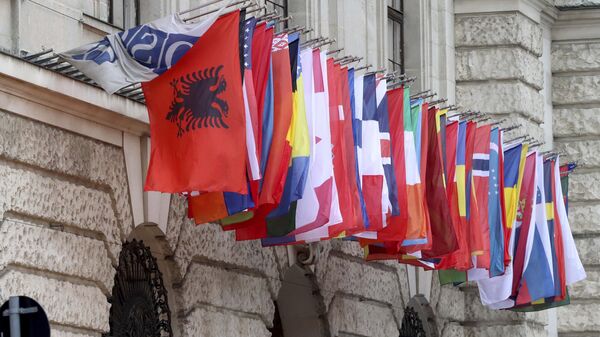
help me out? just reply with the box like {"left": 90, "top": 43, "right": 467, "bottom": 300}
{"left": 552, "top": 8, "right": 600, "bottom": 40}
{"left": 455, "top": 12, "right": 543, "bottom": 56}
{"left": 456, "top": 47, "right": 544, "bottom": 90}
{"left": 555, "top": 0, "right": 600, "bottom": 9}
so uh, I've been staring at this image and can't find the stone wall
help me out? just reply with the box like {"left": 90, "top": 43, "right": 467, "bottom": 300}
{"left": 166, "top": 192, "right": 417, "bottom": 337}
{"left": 455, "top": 11, "right": 545, "bottom": 142}
{"left": 0, "top": 104, "right": 424, "bottom": 337}
{"left": 552, "top": 18, "right": 600, "bottom": 337}
{"left": 555, "top": 0, "right": 600, "bottom": 8}
{"left": 0, "top": 110, "right": 129, "bottom": 337}
{"left": 453, "top": 6, "right": 550, "bottom": 337}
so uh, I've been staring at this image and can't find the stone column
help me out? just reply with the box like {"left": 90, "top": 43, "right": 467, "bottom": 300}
{"left": 552, "top": 6, "right": 600, "bottom": 337}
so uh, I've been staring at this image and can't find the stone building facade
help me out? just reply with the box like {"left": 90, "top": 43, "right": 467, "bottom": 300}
{"left": 0, "top": 0, "right": 598, "bottom": 337}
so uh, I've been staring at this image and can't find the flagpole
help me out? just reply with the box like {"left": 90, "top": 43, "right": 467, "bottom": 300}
{"left": 183, "top": 0, "right": 251, "bottom": 22}
{"left": 179, "top": 0, "right": 225, "bottom": 15}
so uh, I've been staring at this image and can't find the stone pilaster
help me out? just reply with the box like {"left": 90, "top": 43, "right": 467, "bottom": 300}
{"left": 455, "top": 8, "right": 546, "bottom": 141}
{"left": 551, "top": 8, "right": 600, "bottom": 337}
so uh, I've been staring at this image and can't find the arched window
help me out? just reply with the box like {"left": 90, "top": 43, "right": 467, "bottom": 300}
{"left": 399, "top": 295, "right": 438, "bottom": 337}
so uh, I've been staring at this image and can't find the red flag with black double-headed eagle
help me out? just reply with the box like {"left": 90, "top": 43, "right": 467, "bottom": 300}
{"left": 142, "top": 11, "right": 247, "bottom": 194}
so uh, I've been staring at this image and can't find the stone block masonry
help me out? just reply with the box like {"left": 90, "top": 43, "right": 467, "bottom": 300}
{"left": 455, "top": 12, "right": 545, "bottom": 142}
{"left": 454, "top": 7, "right": 549, "bottom": 337}
{"left": 552, "top": 31, "right": 600, "bottom": 337}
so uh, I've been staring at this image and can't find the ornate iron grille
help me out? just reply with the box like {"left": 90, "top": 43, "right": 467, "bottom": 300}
{"left": 399, "top": 307, "right": 426, "bottom": 337}
{"left": 104, "top": 240, "right": 172, "bottom": 337}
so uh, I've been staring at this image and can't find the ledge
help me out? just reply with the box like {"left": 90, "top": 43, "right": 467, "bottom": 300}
{"left": 0, "top": 51, "right": 149, "bottom": 143}
{"left": 552, "top": 8, "right": 600, "bottom": 40}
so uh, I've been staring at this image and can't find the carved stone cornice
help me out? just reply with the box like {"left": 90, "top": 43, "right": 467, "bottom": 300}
{"left": 552, "top": 8, "right": 600, "bottom": 41}
{"left": 455, "top": 0, "right": 558, "bottom": 23}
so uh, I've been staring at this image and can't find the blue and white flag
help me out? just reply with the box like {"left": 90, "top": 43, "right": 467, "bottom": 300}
{"left": 60, "top": 2, "right": 231, "bottom": 94}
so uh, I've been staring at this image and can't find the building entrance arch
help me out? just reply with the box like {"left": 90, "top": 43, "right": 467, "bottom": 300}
{"left": 270, "top": 264, "right": 329, "bottom": 337}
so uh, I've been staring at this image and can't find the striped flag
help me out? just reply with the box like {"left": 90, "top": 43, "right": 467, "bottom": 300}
{"left": 326, "top": 64, "right": 364, "bottom": 238}
{"left": 400, "top": 97, "right": 429, "bottom": 250}
{"left": 488, "top": 128, "right": 505, "bottom": 277}
{"left": 437, "top": 121, "right": 470, "bottom": 272}
{"left": 467, "top": 125, "right": 492, "bottom": 279}
{"left": 476, "top": 143, "right": 528, "bottom": 308}
{"left": 353, "top": 74, "right": 392, "bottom": 238}
{"left": 510, "top": 152, "right": 538, "bottom": 301}
{"left": 351, "top": 73, "right": 371, "bottom": 231}
{"left": 438, "top": 121, "right": 469, "bottom": 284}
{"left": 425, "top": 108, "right": 458, "bottom": 257}
{"left": 515, "top": 153, "right": 555, "bottom": 305}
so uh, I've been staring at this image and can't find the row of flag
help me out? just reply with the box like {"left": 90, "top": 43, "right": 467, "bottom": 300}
{"left": 61, "top": 5, "right": 586, "bottom": 311}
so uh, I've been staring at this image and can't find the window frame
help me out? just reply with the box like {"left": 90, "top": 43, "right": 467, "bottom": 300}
{"left": 265, "top": 0, "right": 289, "bottom": 28}
{"left": 387, "top": 0, "right": 405, "bottom": 74}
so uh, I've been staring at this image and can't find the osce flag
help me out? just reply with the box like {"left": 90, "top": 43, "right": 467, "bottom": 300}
{"left": 60, "top": 2, "right": 232, "bottom": 94}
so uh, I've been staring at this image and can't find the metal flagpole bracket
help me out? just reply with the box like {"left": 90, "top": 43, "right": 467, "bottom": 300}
{"left": 327, "top": 48, "right": 344, "bottom": 55}
{"left": 301, "top": 36, "right": 326, "bottom": 47}
{"left": 314, "top": 38, "right": 336, "bottom": 49}
{"left": 365, "top": 68, "right": 386, "bottom": 75}
{"left": 257, "top": 10, "right": 278, "bottom": 21}
{"left": 341, "top": 56, "right": 362, "bottom": 66}
{"left": 274, "top": 15, "right": 293, "bottom": 25}
{"left": 505, "top": 134, "right": 527, "bottom": 143}
{"left": 430, "top": 98, "right": 447, "bottom": 106}
{"left": 355, "top": 64, "right": 372, "bottom": 71}
{"left": 529, "top": 141, "right": 545, "bottom": 149}
{"left": 440, "top": 105, "right": 460, "bottom": 111}
{"left": 502, "top": 124, "right": 521, "bottom": 133}
{"left": 179, "top": 0, "right": 225, "bottom": 16}
{"left": 183, "top": 0, "right": 252, "bottom": 22}
{"left": 409, "top": 89, "right": 431, "bottom": 99}
{"left": 421, "top": 92, "right": 437, "bottom": 100}
{"left": 334, "top": 54, "right": 353, "bottom": 63}
{"left": 490, "top": 118, "right": 508, "bottom": 126}
{"left": 280, "top": 25, "right": 303, "bottom": 34}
